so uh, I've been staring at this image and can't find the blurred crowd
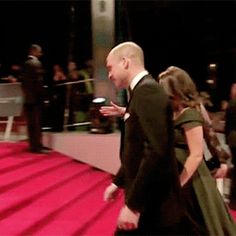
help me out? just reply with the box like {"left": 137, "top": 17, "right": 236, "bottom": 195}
{"left": 0, "top": 60, "right": 94, "bottom": 132}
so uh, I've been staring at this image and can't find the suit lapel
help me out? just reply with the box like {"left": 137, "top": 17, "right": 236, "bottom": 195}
{"left": 126, "top": 74, "right": 151, "bottom": 110}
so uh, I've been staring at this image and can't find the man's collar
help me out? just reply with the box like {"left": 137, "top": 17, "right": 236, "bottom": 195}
{"left": 130, "top": 70, "right": 149, "bottom": 90}
{"left": 28, "top": 55, "right": 37, "bottom": 60}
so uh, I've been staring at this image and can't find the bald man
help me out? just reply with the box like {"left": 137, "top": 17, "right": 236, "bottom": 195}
{"left": 102, "top": 42, "right": 195, "bottom": 235}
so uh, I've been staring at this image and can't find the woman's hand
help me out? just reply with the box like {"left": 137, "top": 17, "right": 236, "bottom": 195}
{"left": 213, "top": 163, "right": 228, "bottom": 179}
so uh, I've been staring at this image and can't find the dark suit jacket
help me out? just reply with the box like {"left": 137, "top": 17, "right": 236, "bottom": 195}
{"left": 113, "top": 75, "right": 184, "bottom": 228}
{"left": 21, "top": 56, "right": 45, "bottom": 105}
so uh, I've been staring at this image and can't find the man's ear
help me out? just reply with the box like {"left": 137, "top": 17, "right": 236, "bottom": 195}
{"left": 122, "top": 57, "right": 129, "bottom": 69}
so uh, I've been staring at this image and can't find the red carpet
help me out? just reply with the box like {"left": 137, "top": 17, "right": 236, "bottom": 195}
{"left": 0, "top": 142, "right": 235, "bottom": 235}
{"left": 0, "top": 142, "right": 123, "bottom": 235}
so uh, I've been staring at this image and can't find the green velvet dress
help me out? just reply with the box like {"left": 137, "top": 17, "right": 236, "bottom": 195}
{"left": 174, "top": 108, "right": 236, "bottom": 236}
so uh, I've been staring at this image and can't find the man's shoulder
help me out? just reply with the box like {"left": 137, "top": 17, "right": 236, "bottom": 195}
{"left": 134, "top": 78, "right": 168, "bottom": 104}
{"left": 229, "top": 98, "right": 236, "bottom": 104}
{"left": 140, "top": 76, "right": 166, "bottom": 94}
{"left": 138, "top": 75, "right": 158, "bottom": 88}
{"left": 227, "top": 99, "right": 236, "bottom": 110}
{"left": 24, "top": 57, "right": 34, "bottom": 64}
{"left": 25, "top": 57, "right": 41, "bottom": 66}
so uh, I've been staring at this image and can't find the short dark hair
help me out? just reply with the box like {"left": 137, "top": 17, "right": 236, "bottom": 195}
{"left": 29, "top": 44, "right": 42, "bottom": 53}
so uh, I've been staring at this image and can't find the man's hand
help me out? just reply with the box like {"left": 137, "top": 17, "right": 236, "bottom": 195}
{"left": 117, "top": 205, "right": 140, "bottom": 231}
{"left": 100, "top": 101, "right": 126, "bottom": 117}
{"left": 104, "top": 183, "right": 119, "bottom": 202}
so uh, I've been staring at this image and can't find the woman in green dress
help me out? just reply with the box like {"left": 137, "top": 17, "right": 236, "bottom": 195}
{"left": 159, "top": 66, "right": 236, "bottom": 236}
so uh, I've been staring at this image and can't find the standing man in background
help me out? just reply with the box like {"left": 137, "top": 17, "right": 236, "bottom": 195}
{"left": 103, "top": 41, "right": 195, "bottom": 235}
{"left": 21, "top": 44, "right": 48, "bottom": 154}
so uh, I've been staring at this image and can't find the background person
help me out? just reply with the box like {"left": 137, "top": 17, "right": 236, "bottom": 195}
{"left": 225, "top": 82, "right": 236, "bottom": 210}
{"left": 50, "top": 64, "right": 67, "bottom": 132}
{"left": 21, "top": 44, "right": 49, "bottom": 154}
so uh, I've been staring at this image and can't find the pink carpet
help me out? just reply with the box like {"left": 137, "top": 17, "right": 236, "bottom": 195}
{"left": 0, "top": 141, "right": 123, "bottom": 235}
{"left": 0, "top": 141, "right": 235, "bottom": 235}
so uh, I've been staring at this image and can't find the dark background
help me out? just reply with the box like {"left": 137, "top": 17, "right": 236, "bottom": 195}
{"left": 0, "top": 0, "right": 236, "bottom": 107}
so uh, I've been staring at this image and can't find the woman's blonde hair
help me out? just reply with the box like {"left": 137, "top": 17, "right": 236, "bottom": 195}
{"left": 159, "top": 66, "right": 201, "bottom": 108}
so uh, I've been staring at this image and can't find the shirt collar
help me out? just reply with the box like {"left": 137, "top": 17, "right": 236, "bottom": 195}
{"left": 130, "top": 70, "right": 149, "bottom": 90}
{"left": 28, "top": 55, "right": 38, "bottom": 60}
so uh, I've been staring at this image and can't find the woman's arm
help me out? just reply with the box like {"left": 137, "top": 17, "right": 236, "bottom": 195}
{"left": 180, "top": 125, "right": 204, "bottom": 186}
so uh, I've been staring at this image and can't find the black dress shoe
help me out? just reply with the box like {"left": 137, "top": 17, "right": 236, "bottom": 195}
{"left": 41, "top": 146, "right": 52, "bottom": 150}
{"left": 30, "top": 149, "right": 50, "bottom": 154}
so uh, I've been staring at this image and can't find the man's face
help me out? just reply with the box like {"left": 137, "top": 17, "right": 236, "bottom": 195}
{"left": 33, "top": 47, "right": 43, "bottom": 58}
{"left": 106, "top": 53, "right": 127, "bottom": 89}
{"left": 231, "top": 83, "right": 236, "bottom": 99}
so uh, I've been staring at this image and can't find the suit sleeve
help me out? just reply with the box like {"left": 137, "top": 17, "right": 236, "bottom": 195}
{"left": 125, "top": 85, "right": 175, "bottom": 211}
{"left": 113, "top": 120, "right": 126, "bottom": 188}
{"left": 113, "top": 166, "right": 125, "bottom": 188}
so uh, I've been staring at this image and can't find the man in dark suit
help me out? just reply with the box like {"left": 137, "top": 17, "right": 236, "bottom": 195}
{"left": 21, "top": 44, "right": 48, "bottom": 154}
{"left": 103, "top": 42, "right": 194, "bottom": 235}
{"left": 225, "top": 83, "right": 236, "bottom": 209}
